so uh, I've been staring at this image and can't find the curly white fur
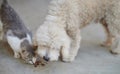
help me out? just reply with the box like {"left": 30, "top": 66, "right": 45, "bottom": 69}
{"left": 34, "top": 0, "right": 120, "bottom": 62}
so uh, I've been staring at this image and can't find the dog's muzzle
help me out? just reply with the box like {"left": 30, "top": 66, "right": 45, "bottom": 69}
{"left": 43, "top": 56, "right": 50, "bottom": 61}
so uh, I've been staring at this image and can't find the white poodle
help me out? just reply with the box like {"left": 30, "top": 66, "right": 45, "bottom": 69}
{"left": 33, "top": 0, "right": 120, "bottom": 62}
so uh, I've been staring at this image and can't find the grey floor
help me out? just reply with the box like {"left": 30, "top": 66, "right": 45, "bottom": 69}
{"left": 0, "top": 0, "right": 120, "bottom": 74}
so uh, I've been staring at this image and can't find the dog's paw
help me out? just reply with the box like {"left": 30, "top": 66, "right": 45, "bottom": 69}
{"left": 101, "top": 42, "right": 111, "bottom": 47}
{"left": 62, "top": 56, "right": 75, "bottom": 62}
{"left": 110, "top": 49, "right": 120, "bottom": 55}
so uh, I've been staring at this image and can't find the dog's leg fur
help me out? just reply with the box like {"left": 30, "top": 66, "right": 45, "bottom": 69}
{"left": 61, "top": 45, "right": 70, "bottom": 62}
{"left": 66, "top": 29, "right": 81, "bottom": 62}
{"left": 63, "top": 6, "right": 81, "bottom": 62}
{"left": 110, "top": 37, "right": 120, "bottom": 54}
{"left": 104, "top": 1, "right": 120, "bottom": 54}
{"left": 100, "top": 19, "right": 114, "bottom": 47}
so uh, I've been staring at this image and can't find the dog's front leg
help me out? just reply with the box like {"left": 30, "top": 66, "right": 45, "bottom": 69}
{"left": 110, "top": 36, "right": 120, "bottom": 54}
{"left": 60, "top": 37, "right": 71, "bottom": 62}
{"left": 100, "top": 19, "right": 114, "bottom": 47}
{"left": 66, "top": 29, "right": 81, "bottom": 62}
{"left": 61, "top": 46, "right": 70, "bottom": 62}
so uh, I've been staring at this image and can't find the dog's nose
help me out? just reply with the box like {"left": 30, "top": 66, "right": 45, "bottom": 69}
{"left": 43, "top": 56, "right": 49, "bottom": 61}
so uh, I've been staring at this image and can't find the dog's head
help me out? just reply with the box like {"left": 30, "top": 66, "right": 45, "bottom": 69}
{"left": 35, "top": 45, "right": 60, "bottom": 62}
{"left": 34, "top": 24, "right": 70, "bottom": 62}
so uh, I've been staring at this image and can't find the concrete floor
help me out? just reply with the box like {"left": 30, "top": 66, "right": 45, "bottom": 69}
{"left": 0, "top": 0, "right": 120, "bottom": 74}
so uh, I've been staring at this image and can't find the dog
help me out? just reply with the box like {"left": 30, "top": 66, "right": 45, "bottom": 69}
{"left": 0, "top": 0, "right": 36, "bottom": 64}
{"left": 33, "top": 0, "right": 120, "bottom": 62}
